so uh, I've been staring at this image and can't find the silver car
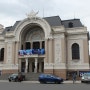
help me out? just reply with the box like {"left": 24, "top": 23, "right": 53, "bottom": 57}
{"left": 81, "top": 73, "right": 90, "bottom": 83}
{"left": 8, "top": 73, "right": 25, "bottom": 82}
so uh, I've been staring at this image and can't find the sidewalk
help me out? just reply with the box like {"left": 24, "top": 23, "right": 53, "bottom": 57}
{"left": 63, "top": 80, "right": 81, "bottom": 84}
{"left": 0, "top": 80, "right": 81, "bottom": 84}
{"left": 22, "top": 80, "right": 81, "bottom": 84}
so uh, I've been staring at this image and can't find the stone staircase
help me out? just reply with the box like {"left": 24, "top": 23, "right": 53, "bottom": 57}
{"left": 0, "top": 72, "right": 42, "bottom": 81}
{"left": 0, "top": 73, "right": 11, "bottom": 80}
{"left": 25, "top": 72, "right": 42, "bottom": 81}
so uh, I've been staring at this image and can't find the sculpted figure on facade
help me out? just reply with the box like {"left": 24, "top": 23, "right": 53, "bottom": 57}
{"left": 26, "top": 10, "right": 39, "bottom": 19}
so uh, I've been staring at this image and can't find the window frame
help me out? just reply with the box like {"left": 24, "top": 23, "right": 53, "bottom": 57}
{"left": 72, "top": 43, "right": 80, "bottom": 60}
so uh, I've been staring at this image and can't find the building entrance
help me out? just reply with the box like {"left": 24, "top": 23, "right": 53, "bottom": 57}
{"left": 20, "top": 58, "right": 44, "bottom": 73}
{"left": 21, "top": 62, "right": 25, "bottom": 72}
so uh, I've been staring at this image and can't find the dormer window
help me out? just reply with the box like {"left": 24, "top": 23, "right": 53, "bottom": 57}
{"left": 7, "top": 29, "right": 10, "bottom": 31}
{"left": 68, "top": 22, "right": 73, "bottom": 28}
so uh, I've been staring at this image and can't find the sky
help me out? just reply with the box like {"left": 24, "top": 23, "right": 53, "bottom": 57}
{"left": 0, "top": 0, "right": 90, "bottom": 29}
{"left": 0, "top": 0, "right": 90, "bottom": 51}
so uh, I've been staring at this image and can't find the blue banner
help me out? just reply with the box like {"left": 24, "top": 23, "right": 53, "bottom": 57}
{"left": 18, "top": 49, "right": 45, "bottom": 55}
{"left": 79, "top": 71, "right": 90, "bottom": 77}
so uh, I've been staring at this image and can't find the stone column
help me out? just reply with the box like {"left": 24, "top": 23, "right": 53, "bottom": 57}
{"left": 23, "top": 42, "right": 25, "bottom": 49}
{"left": 29, "top": 61, "right": 32, "bottom": 72}
{"left": 34, "top": 58, "right": 38, "bottom": 73}
{"left": 31, "top": 42, "right": 33, "bottom": 49}
{"left": 49, "top": 39, "right": 53, "bottom": 63}
{"left": 15, "top": 41, "right": 19, "bottom": 64}
{"left": 40, "top": 41, "right": 42, "bottom": 49}
{"left": 45, "top": 39, "right": 48, "bottom": 63}
{"left": 25, "top": 58, "right": 28, "bottom": 73}
{"left": 39, "top": 62, "right": 41, "bottom": 72}
{"left": 18, "top": 59, "right": 21, "bottom": 72}
{"left": 4, "top": 42, "right": 7, "bottom": 64}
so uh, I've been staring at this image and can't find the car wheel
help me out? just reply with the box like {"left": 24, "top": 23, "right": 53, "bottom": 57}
{"left": 18, "top": 78, "right": 22, "bottom": 82}
{"left": 23, "top": 78, "right": 25, "bottom": 81}
{"left": 9, "top": 79, "right": 11, "bottom": 82}
{"left": 55, "top": 81, "right": 60, "bottom": 84}
{"left": 19, "top": 80, "right": 21, "bottom": 82}
{"left": 40, "top": 81, "right": 43, "bottom": 84}
{"left": 40, "top": 80, "right": 46, "bottom": 84}
{"left": 55, "top": 81, "right": 58, "bottom": 84}
{"left": 15, "top": 79, "right": 18, "bottom": 82}
{"left": 41, "top": 81, "right": 46, "bottom": 84}
{"left": 58, "top": 82, "right": 61, "bottom": 84}
{"left": 81, "top": 81, "right": 84, "bottom": 83}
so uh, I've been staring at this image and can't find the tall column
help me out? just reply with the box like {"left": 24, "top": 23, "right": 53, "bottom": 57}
{"left": 40, "top": 41, "right": 42, "bottom": 49}
{"left": 4, "top": 42, "right": 7, "bottom": 64}
{"left": 18, "top": 59, "right": 21, "bottom": 72}
{"left": 25, "top": 58, "right": 28, "bottom": 73}
{"left": 29, "top": 61, "right": 32, "bottom": 72}
{"left": 31, "top": 42, "right": 33, "bottom": 49}
{"left": 34, "top": 58, "right": 38, "bottom": 73}
{"left": 39, "top": 62, "right": 41, "bottom": 72}
{"left": 15, "top": 41, "right": 19, "bottom": 64}
{"left": 45, "top": 39, "right": 48, "bottom": 63}
{"left": 23, "top": 42, "right": 25, "bottom": 49}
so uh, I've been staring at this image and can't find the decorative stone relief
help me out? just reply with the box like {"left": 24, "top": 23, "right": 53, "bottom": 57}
{"left": 7, "top": 43, "right": 12, "bottom": 64}
{"left": 25, "top": 28, "right": 45, "bottom": 41}
{"left": 54, "top": 39, "right": 61, "bottom": 63}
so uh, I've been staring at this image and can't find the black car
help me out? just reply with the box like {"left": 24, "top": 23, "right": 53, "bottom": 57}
{"left": 8, "top": 73, "right": 25, "bottom": 82}
{"left": 38, "top": 74, "right": 64, "bottom": 84}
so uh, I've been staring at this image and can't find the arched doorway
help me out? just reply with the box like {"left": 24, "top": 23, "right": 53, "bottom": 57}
{"left": 20, "top": 25, "right": 45, "bottom": 73}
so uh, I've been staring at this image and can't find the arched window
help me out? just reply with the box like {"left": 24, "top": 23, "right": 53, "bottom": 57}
{"left": 33, "top": 42, "right": 40, "bottom": 49}
{"left": 0, "top": 48, "right": 4, "bottom": 61}
{"left": 42, "top": 41, "right": 45, "bottom": 49}
{"left": 68, "top": 22, "right": 73, "bottom": 28}
{"left": 25, "top": 42, "right": 31, "bottom": 49}
{"left": 72, "top": 43, "right": 80, "bottom": 59}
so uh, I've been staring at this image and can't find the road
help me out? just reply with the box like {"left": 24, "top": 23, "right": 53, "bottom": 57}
{"left": 0, "top": 81, "right": 90, "bottom": 90}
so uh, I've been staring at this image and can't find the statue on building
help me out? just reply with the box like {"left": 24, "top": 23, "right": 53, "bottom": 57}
{"left": 26, "top": 10, "right": 39, "bottom": 19}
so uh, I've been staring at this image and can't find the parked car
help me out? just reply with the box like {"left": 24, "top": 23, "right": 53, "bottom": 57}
{"left": 8, "top": 73, "right": 25, "bottom": 82}
{"left": 81, "top": 73, "right": 90, "bottom": 83}
{"left": 38, "top": 74, "right": 64, "bottom": 84}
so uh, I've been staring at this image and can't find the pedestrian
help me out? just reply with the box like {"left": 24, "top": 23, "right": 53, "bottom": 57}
{"left": 72, "top": 72, "right": 76, "bottom": 84}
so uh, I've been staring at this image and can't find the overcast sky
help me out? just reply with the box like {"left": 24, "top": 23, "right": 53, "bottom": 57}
{"left": 0, "top": 0, "right": 90, "bottom": 32}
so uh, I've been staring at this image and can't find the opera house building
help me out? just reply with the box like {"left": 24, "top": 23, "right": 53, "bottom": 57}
{"left": 0, "top": 12, "right": 89, "bottom": 79}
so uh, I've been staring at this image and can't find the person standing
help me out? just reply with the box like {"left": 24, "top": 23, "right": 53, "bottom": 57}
{"left": 72, "top": 72, "right": 77, "bottom": 84}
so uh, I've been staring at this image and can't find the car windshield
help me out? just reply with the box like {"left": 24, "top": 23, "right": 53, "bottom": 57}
{"left": 11, "top": 74, "right": 18, "bottom": 77}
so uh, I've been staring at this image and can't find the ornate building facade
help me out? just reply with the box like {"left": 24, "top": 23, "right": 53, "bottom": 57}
{"left": 0, "top": 12, "right": 89, "bottom": 79}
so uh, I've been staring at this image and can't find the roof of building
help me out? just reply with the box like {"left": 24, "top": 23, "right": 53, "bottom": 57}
{"left": 61, "top": 19, "right": 84, "bottom": 28}
{"left": 10, "top": 21, "right": 20, "bottom": 31}
{"left": 43, "top": 16, "right": 62, "bottom": 26}
{"left": 2, "top": 21, "right": 20, "bottom": 35}
{"left": 2, "top": 16, "right": 84, "bottom": 34}
{"left": 2, "top": 26, "right": 12, "bottom": 34}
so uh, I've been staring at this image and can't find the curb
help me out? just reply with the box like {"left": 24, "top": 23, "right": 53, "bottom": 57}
{"left": 0, "top": 80, "right": 81, "bottom": 84}
{"left": 0, "top": 80, "right": 8, "bottom": 82}
{"left": 22, "top": 80, "right": 81, "bottom": 84}
{"left": 22, "top": 81, "right": 40, "bottom": 83}
{"left": 63, "top": 80, "right": 81, "bottom": 84}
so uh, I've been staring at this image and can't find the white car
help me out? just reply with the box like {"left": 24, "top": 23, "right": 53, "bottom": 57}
{"left": 81, "top": 73, "right": 90, "bottom": 83}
